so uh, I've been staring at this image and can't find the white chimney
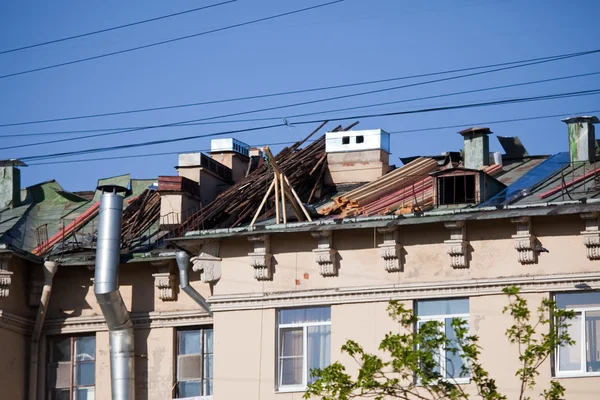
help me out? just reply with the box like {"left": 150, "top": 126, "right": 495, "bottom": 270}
{"left": 562, "top": 116, "right": 599, "bottom": 164}
{"left": 459, "top": 127, "right": 492, "bottom": 169}
{"left": 324, "top": 129, "right": 390, "bottom": 184}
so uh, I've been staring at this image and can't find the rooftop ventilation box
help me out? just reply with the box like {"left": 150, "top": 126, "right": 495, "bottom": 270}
{"left": 210, "top": 138, "right": 250, "bottom": 157}
{"left": 325, "top": 129, "right": 390, "bottom": 153}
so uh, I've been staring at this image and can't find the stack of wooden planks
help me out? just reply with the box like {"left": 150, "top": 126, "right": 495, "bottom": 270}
{"left": 319, "top": 157, "right": 439, "bottom": 217}
{"left": 178, "top": 122, "right": 358, "bottom": 232}
{"left": 121, "top": 189, "right": 161, "bottom": 248}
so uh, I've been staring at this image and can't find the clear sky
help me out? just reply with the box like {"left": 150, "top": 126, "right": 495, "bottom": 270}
{"left": 1, "top": 0, "right": 599, "bottom": 191}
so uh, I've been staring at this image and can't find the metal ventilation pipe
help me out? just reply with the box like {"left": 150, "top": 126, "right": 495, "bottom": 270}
{"left": 94, "top": 188, "right": 135, "bottom": 400}
{"left": 175, "top": 251, "right": 212, "bottom": 316}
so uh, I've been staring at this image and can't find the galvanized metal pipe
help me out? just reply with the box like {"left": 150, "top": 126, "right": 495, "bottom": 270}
{"left": 175, "top": 251, "right": 212, "bottom": 315}
{"left": 94, "top": 191, "right": 135, "bottom": 400}
{"left": 28, "top": 260, "right": 58, "bottom": 400}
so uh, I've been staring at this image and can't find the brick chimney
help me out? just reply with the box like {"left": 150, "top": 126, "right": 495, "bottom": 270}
{"left": 459, "top": 127, "right": 492, "bottom": 169}
{"left": 562, "top": 116, "right": 599, "bottom": 164}
{"left": 0, "top": 159, "right": 25, "bottom": 209}
{"left": 324, "top": 129, "right": 390, "bottom": 184}
{"left": 209, "top": 138, "right": 250, "bottom": 183}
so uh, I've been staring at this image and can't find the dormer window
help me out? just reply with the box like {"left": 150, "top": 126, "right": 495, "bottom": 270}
{"left": 437, "top": 174, "right": 476, "bottom": 205}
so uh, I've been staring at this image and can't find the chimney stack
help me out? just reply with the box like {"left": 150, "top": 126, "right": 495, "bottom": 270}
{"left": 209, "top": 138, "right": 250, "bottom": 183}
{"left": 0, "top": 159, "right": 25, "bottom": 209}
{"left": 459, "top": 127, "right": 492, "bottom": 169}
{"left": 562, "top": 116, "right": 599, "bottom": 164}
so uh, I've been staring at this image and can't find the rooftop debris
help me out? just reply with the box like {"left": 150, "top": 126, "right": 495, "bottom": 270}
{"left": 121, "top": 189, "right": 161, "bottom": 249}
{"left": 178, "top": 121, "right": 358, "bottom": 232}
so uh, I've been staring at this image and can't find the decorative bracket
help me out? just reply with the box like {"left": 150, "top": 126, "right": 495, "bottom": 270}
{"left": 444, "top": 222, "right": 468, "bottom": 268}
{"left": 377, "top": 227, "right": 402, "bottom": 272}
{"left": 248, "top": 235, "right": 273, "bottom": 281}
{"left": 152, "top": 268, "right": 177, "bottom": 302}
{"left": 191, "top": 241, "right": 222, "bottom": 283}
{"left": 581, "top": 212, "right": 600, "bottom": 260}
{"left": 311, "top": 231, "right": 338, "bottom": 277}
{"left": 0, "top": 256, "right": 13, "bottom": 298}
{"left": 511, "top": 217, "right": 537, "bottom": 264}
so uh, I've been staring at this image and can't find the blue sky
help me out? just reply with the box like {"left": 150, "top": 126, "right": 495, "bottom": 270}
{"left": 0, "top": 0, "right": 599, "bottom": 191}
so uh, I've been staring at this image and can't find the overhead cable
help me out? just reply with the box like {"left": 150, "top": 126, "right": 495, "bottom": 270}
{"left": 0, "top": 1, "right": 344, "bottom": 80}
{"left": 0, "top": 1, "right": 237, "bottom": 55}
{"left": 15, "top": 88, "right": 600, "bottom": 162}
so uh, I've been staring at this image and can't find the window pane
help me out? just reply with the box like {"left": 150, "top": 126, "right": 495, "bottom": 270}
{"left": 74, "top": 387, "right": 95, "bottom": 400}
{"left": 586, "top": 311, "right": 600, "bottom": 373}
{"left": 279, "top": 307, "right": 330, "bottom": 324}
{"left": 204, "top": 329, "right": 213, "bottom": 354}
{"left": 280, "top": 328, "right": 303, "bottom": 357}
{"left": 556, "top": 292, "right": 600, "bottom": 309}
{"left": 204, "top": 354, "right": 213, "bottom": 379}
{"left": 559, "top": 312, "right": 582, "bottom": 371}
{"left": 75, "top": 337, "right": 95, "bottom": 361}
{"left": 50, "top": 389, "right": 70, "bottom": 400}
{"left": 280, "top": 357, "right": 303, "bottom": 386}
{"left": 418, "top": 321, "right": 441, "bottom": 378}
{"left": 47, "top": 362, "right": 71, "bottom": 389}
{"left": 417, "top": 299, "right": 469, "bottom": 316}
{"left": 75, "top": 362, "right": 95, "bottom": 386}
{"left": 307, "top": 325, "right": 331, "bottom": 384}
{"left": 205, "top": 379, "right": 213, "bottom": 396}
{"left": 179, "top": 330, "right": 201, "bottom": 355}
{"left": 445, "top": 318, "right": 469, "bottom": 379}
{"left": 179, "top": 381, "right": 201, "bottom": 397}
{"left": 51, "top": 338, "right": 71, "bottom": 362}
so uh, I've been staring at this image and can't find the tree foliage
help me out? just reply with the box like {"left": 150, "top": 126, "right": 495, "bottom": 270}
{"left": 304, "top": 287, "right": 575, "bottom": 400}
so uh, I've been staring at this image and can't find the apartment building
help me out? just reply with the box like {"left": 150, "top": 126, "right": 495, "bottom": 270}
{"left": 0, "top": 116, "right": 599, "bottom": 399}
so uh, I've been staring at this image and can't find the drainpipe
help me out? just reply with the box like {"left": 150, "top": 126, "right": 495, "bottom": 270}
{"left": 175, "top": 251, "right": 212, "bottom": 316}
{"left": 94, "top": 188, "right": 135, "bottom": 400}
{"left": 28, "top": 260, "right": 58, "bottom": 400}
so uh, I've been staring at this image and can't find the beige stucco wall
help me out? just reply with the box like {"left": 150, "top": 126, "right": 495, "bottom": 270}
{"left": 0, "top": 256, "right": 32, "bottom": 316}
{"left": 0, "top": 328, "right": 27, "bottom": 400}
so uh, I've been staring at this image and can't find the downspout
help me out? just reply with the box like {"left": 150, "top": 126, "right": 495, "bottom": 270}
{"left": 94, "top": 188, "right": 135, "bottom": 400}
{"left": 28, "top": 260, "right": 58, "bottom": 400}
{"left": 175, "top": 251, "right": 212, "bottom": 316}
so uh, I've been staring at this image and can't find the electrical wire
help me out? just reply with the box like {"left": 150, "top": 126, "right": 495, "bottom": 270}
{"left": 2, "top": 48, "right": 599, "bottom": 129}
{"left": 15, "top": 88, "right": 600, "bottom": 162}
{"left": 1, "top": 48, "right": 599, "bottom": 128}
{"left": 0, "top": 1, "right": 344, "bottom": 80}
{"left": 2, "top": 69, "right": 597, "bottom": 151}
{"left": 0, "top": 1, "right": 237, "bottom": 55}
{"left": 25, "top": 108, "right": 600, "bottom": 167}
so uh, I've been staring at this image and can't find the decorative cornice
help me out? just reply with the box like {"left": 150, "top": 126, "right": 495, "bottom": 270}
{"left": 208, "top": 272, "right": 600, "bottom": 311}
{"left": 0, "top": 310, "right": 32, "bottom": 334}
{"left": 581, "top": 212, "right": 600, "bottom": 260}
{"left": 43, "top": 310, "right": 213, "bottom": 335}
{"left": 377, "top": 227, "right": 402, "bottom": 273}
{"left": 311, "top": 231, "right": 338, "bottom": 277}
{"left": 444, "top": 221, "right": 468, "bottom": 268}
{"left": 248, "top": 235, "right": 273, "bottom": 281}
{"left": 511, "top": 217, "right": 537, "bottom": 264}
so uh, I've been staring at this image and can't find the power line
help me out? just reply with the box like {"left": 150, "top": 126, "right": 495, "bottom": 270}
{"left": 25, "top": 108, "right": 600, "bottom": 167}
{"left": 4, "top": 70, "right": 598, "bottom": 150}
{"left": 2, "top": 48, "right": 599, "bottom": 128}
{"left": 0, "top": 1, "right": 344, "bottom": 80}
{"left": 0, "top": 1, "right": 237, "bottom": 56}
{"left": 16, "top": 88, "right": 600, "bottom": 162}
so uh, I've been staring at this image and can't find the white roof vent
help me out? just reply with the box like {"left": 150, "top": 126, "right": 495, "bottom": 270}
{"left": 210, "top": 138, "right": 250, "bottom": 157}
{"left": 325, "top": 129, "right": 390, "bottom": 153}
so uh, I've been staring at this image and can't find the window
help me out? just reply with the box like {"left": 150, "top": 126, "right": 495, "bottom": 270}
{"left": 416, "top": 298, "right": 470, "bottom": 382}
{"left": 341, "top": 136, "right": 350, "bottom": 145}
{"left": 555, "top": 292, "right": 600, "bottom": 376}
{"left": 436, "top": 174, "right": 476, "bottom": 205}
{"left": 47, "top": 336, "right": 95, "bottom": 400}
{"left": 277, "top": 307, "right": 331, "bottom": 391}
{"left": 176, "top": 327, "right": 213, "bottom": 398}
{"left": 356, "top": 135, "right": 364, "bottom": 144}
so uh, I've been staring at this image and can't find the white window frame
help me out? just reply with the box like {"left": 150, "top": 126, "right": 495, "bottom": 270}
{"left": 277, "top": 315, "right": 331, "bottom": 392}
{"left": 555, "top": 305, "right": 600, "bottom": 378}
{"left": 417, "top": 311, "right": 470, "bottom": 384}
{"left": 176, "top": 326, "right": 213, "bottom": 399}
